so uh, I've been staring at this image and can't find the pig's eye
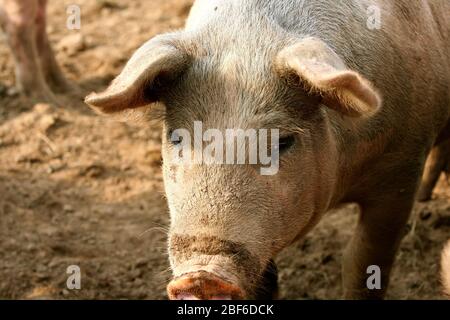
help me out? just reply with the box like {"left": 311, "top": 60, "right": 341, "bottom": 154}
{"left": 168, "top": 130, "right": 183, "bottom": 145}
{"left": 278, "top": 135, "right": 296, "bottom": 154}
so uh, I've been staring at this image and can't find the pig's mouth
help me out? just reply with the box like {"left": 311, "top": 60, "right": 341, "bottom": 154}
{"left": 167, "top": 234, "right": 264, "bottom": 299}
{"left": 167, "top": 270, "right": 244, "bottom": 300}
{"left": 166, "top": 258, "right": 280, "bottom": 300}
{"left": 167, "top": 259, "right": 248, "bottom": 300}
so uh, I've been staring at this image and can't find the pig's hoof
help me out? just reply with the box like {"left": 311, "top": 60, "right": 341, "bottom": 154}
{"left": 29, "top": 91, "right": 61, "bottom": 106}
{"left": 17, "top": 82, "right": 61, "bottom": 106}
{"left": 51, "top": 79, "right": 83, "bottom": 96}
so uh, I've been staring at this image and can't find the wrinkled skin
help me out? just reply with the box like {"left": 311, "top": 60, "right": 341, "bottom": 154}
{"left": 0, "top": 0, "right": 73, "bottom": 103}
{"left": 86, "top": 0, "right": 450, "bottom": 299}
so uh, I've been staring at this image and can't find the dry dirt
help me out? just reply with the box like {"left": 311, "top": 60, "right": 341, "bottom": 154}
{"left": 0, "top": 0, "right": 449, "bottom": 300}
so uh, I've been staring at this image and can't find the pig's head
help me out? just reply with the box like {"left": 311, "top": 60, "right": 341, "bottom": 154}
{"left": 85, "top": 32, "right": 380, "bottom": 299}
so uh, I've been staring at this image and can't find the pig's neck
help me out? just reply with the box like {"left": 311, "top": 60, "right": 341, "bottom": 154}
{"left": 328, "top": 113, "right": 392, "bottom": 205}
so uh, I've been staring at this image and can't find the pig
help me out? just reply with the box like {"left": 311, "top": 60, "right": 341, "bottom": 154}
{"left": 85, "top": 0, "right": 450, "bottom": 299}
{"left": 0, "top": 0, "right": 71, "bottom": 103}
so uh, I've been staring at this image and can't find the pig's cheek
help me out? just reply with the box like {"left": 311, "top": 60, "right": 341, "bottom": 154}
{"left": 163, "top": 153, "right": 183, "bottom": 184}
{"left": 278, "top": 184, "right": 292, "bottom": 202}
{"left": 165, "top": 165, "right": 178, "bottom": 184}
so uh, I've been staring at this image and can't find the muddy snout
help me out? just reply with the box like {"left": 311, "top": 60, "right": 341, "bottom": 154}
{"left": 167, "top": 271, "right": 244, "bottom": 300}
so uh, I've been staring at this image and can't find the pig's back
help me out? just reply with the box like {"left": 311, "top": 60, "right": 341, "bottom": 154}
{"left": 186, "top": 0, "right": 450, "bottom": 126}
{"left": 187, "top": 0, "right": 449, "bottom": 70}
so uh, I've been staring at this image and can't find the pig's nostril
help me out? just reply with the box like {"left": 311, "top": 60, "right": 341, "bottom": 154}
{"left": 167, "top": 271, "right": 244, "bottom": 300}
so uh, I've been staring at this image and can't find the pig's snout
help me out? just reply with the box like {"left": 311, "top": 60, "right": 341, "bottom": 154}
{"left": 167, "top": 271, "right": 244, "bottom": 300}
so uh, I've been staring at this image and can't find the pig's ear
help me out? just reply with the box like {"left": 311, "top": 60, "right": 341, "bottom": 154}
{"left": 85, "top": 35, "right": 190, "bottom": 114}
{"left": 275, "top": 37, "right": 381, "bottom": 117}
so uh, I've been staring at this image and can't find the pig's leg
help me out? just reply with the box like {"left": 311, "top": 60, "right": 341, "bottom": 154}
{"left": 417, "top": 139, "right": 450, "bottom": 201}
{"left": 35, "top": 0, "right": 73, "bottom": 93}
{"left": 0, "top": 0, "right": 57, "bottom": 103}
{"left": 342, "top": 187, "right": 417, "bottom": 299}
{"left": 254, "top": 260, "right": 278, "bottom": 300}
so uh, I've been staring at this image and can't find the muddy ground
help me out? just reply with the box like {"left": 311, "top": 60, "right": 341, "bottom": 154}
{"left": 0, "top": 0, "right": 449, "bottom": 300}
